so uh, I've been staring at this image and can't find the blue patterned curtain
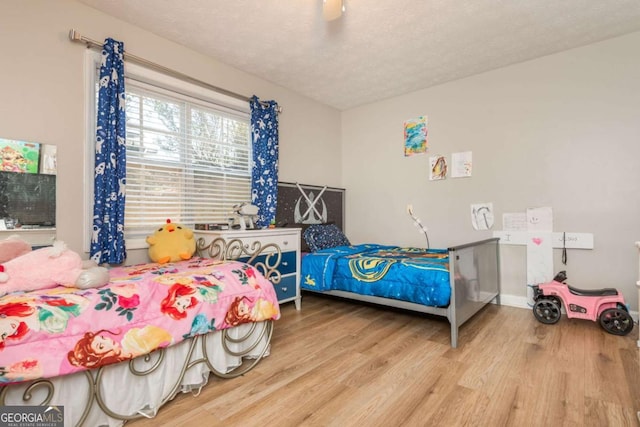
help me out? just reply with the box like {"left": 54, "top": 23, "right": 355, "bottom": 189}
{"left": 91, "top": 38, "right": 127, "bottom": 264}
{"left": 250, "top": 96, "right": 279, "bottom": 228}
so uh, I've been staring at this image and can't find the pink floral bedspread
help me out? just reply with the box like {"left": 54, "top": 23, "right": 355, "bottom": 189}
{"left": 0, "top": 258, "right": 280, "bottom": 385}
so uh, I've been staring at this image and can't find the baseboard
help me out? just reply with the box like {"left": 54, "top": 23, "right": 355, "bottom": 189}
{"left": 493, "top": 293, "right": 530, "bottom": 309}
{"left": 494, "top": 293, "right": 639, "bottom": 322}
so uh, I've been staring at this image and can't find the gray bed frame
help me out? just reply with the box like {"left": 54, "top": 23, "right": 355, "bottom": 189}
{"left": 302, "top": 237, "right": 501, "bottom": 348}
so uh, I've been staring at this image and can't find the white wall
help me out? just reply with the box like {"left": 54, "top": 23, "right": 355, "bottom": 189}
{"left": 0, "top": 0, "right": 341, "bottom": 264}
{"left": 342, "top": 32, "right": 640, "bottom": 310}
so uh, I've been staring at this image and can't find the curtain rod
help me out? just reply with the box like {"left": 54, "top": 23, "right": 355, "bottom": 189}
{"left": 68, "top": 29, "right": 282, "bottom": 113}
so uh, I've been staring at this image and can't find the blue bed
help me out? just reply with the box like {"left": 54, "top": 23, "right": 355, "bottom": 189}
{"left": 299, "top": 225, "right": 501, "bottom": 348}
{"left": 301, "top": 244, "right": 451, "bottom": 307}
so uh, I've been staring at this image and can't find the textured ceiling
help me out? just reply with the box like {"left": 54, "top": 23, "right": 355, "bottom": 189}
{"left": 76, "top": 0, "right": 640, "bottom": 110}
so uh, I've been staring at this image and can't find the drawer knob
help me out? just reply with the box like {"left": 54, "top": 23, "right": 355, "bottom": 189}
{"left": 282, "top": 287, "right": 288, "bottom": 292}
{"left": 282, "top": 261, "right": 288, "bottom": 266}
{"left": 283, "top": 241, "right": 288, "bottom": 245}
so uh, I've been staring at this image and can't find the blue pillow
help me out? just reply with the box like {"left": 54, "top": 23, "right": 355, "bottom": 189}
{"left": 303, "top": 224, "right": 351, "bottom": 252}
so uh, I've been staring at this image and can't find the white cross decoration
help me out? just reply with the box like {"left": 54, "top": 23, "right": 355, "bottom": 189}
{"left": 294, "top": 182, "right": 328, "bottom": 224}
{"left": 296, "top": 182, "right": 327, "bottom": 220}
{"left": 492, "top": 229, "right": 594, "bottom": 304}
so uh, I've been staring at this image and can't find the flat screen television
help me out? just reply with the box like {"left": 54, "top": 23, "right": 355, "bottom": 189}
{"left": 0, "top": 171, "right": 56, "bottom": 227}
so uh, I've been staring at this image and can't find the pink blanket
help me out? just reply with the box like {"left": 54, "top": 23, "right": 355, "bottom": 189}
{"left": 0, "top": 258, "right": 280, "bottom": 384}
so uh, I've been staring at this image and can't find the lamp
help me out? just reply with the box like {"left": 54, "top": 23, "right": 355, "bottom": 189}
{"left": 323, "top": 0, "right": 345, "bottom": 21}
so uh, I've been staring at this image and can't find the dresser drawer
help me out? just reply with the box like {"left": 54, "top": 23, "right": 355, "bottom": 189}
{"left": 196, "top": 229, "right": 299, "bottom": 253}
{"left": 276, "top": 250, "right": 296, "bottom": 275}
{"left": 235, "top": 250, "right": 296, "bottom": 274}
{"left": 227, "top": 234, "right": 297, "bottom": 254}
{"left": 273, "top": 275, "right": 297, "bottom": 301}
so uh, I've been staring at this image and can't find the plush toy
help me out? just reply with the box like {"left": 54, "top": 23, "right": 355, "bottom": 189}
{"left": 146, "top": 219, "right": 196, "bottom": 264}
{"left": 0, "top": 241, "right": 110, "bottom": 296}
{"left": 0, "top": 235, "right": 32, "bottom": 264}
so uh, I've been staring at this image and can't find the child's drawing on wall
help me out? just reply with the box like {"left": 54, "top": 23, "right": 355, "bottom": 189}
{"left": 430, "top": 155, "right": 447, "bottom": 180}
{"left": 451, "top": 151, "right": 472, "bottom": 178}
{"left": 471, "top": 202, "right": 494, "bottom": 230}
{"left": 404, "top": 116, "right": 428, "bottom": 156}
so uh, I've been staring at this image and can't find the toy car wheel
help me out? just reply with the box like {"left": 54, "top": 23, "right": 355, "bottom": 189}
{"left": 548, "top": 296, "right": 562, "bottom": 309}
{"left": 599, "top": 308, "right": 634, "bottom": 336}
{"left": 533, "top": 299, "right": 561, "bottom": 324}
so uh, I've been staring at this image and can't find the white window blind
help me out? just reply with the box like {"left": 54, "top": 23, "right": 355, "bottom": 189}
{"left": 123, "top": 80, "right": 252, "bottom": 239}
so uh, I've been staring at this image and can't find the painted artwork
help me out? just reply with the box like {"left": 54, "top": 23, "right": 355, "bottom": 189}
{"left": 429, "top": 155, "right": 447, "bottom": 180}
{"left": 403, "top": 116, "right": 428, "bottom": 156}
{"left": 0, "top": 138, "right": 41, "bottom": 174}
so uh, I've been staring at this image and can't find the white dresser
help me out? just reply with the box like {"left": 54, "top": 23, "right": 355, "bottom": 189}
{"left": 195, "top": 228, "right": 301, "bottom": 310}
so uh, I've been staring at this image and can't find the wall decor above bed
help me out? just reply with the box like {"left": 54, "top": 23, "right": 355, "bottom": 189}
{"left": 275, "top": 182, "right": 345, "bottom": 252}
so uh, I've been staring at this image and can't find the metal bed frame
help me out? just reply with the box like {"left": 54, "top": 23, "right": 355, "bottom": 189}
{"left": 303, "top": 238, "right": 501, "bottom": 348}
{"left": 0, "top": 238, "right": 283, "bottom": 427}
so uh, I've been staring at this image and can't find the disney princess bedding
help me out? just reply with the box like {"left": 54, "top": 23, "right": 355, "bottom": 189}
{"left": 301, "top": 244, "right": 451, "bottom": 307}
{"left": 0, "top": 257, "right": 280, "bottom": 385}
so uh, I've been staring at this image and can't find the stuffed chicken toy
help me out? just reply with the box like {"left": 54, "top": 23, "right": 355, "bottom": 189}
{"left": 0, "top": 240, "right": 110, "bottom": 296}
{"left": 146, "top": 219, "right": 196, "bottom": 264}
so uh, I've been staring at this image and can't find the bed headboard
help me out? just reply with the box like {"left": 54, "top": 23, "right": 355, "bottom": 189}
{"left": 275, "top": 181, "right": 345, "bottom": 252}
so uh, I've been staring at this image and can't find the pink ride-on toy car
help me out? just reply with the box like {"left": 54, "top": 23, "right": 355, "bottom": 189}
{"left": 532, "top": 271, "right": 634, "bottom": 336}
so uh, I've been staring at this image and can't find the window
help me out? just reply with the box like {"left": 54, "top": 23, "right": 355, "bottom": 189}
{"left": 86, "top": 54, "right": 252, "bottom": 249}
{"left": 124, "top": 81, "right": 251, "bottom": 238}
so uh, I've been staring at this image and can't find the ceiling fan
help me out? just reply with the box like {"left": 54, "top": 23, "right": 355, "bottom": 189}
{"left": 323, "top": 0, "right": 346, "bottom": 21}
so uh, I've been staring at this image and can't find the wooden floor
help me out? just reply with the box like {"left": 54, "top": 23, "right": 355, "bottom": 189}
{"left": 128, "top": 293, "right": 640, "bottom": 427}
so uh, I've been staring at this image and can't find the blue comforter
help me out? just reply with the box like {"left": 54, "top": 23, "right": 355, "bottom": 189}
{"left": 301, "top": 244, "right": 451, "bottom": 307}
